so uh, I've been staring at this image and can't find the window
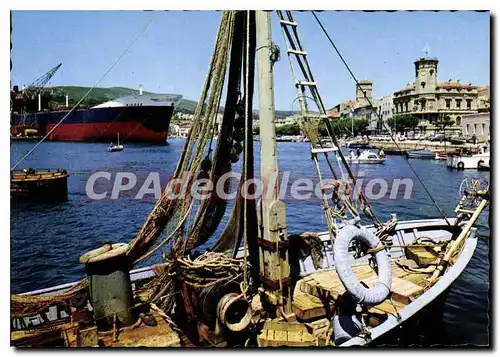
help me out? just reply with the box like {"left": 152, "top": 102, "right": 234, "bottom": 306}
{"left": 466, "top": 99, "right": 472, "bottom": 109}
{"left": 456, "top": 116, "right": 461, "bottom": 126}
{"left": 474, "top": 123, "right": 478, "bottom": 134}
{"left": 466, "top": 124, "right": 470, "bottom": 134}
{"left": 421, "top": 82, "right": 426, "bottom": 89}
{"left": 456, "top": 99, "right": 462, "bottom": 109}
{"left": 482, "top": 123, "right": 486, "bottom": 135}
{"left": 405, "top": 102, "right": 408, "bottom": 112}
{"left": 445, "top": 99, "right": 451, "bottom": 109}
{"left": 430, "top": 69, "right": 435, "bottom": 76}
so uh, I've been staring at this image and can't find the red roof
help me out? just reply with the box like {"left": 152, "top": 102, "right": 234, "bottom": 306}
{"left": 327, "top": 112, "right": 341, "bottom": 118}
{"left": 437, "top": 82, "right": 477, "bottom": 89}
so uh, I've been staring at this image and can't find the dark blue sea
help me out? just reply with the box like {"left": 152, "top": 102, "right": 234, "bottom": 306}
{"left": 10, "top": 139, "right": 490, "bottom": 345}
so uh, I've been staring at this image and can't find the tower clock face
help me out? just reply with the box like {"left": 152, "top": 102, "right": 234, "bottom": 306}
{"left": 420, "top": 70, "right": 426, "bottom": 76}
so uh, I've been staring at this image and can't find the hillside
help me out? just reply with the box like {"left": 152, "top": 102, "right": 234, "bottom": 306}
{"left": 46, "top": 86, "right": 299, "bottom": 117}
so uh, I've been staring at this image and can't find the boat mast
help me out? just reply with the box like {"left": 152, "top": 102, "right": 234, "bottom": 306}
{"left": 255, "top": 10, "right": 292, "bottom": 317}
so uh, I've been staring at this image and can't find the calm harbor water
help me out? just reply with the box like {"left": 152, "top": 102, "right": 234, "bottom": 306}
{"left": 11, "top": 139, "right": 490, "bottom": 345}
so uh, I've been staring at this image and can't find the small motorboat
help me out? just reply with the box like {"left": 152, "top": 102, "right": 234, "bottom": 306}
{"left": 107, "top": 133, "right": 124, "bottom": 152}
{"left": 347, "top": 150, "right": 386, "bottom": 164}
{"left": 405, "top": 149, "right": 435, "bottom": 159}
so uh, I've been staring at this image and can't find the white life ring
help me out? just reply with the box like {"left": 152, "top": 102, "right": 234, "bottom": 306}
{"left": 334, "top": 225, "right": 392, "bottom": 305}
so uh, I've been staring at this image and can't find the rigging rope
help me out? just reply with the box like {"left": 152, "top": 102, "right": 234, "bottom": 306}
{"left": 11, "top": 12, "right": 157, "bottom": 170}
{"left": 311, "top": 11, "right": 452, "bottom": 227}
{"left": 277, "top": 10, "right": 381, "bottom": 227}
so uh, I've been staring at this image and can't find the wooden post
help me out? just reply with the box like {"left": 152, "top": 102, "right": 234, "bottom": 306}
{"left": 429, "top": 198, "right": 489, "bottom": 283}
{"left": 255, "top": 10, "right": 292, "bottom": 317}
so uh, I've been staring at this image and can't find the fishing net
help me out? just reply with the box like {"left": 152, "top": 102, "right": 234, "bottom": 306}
{"left": 11, "top": 279, "right": 88, "bottom": 318}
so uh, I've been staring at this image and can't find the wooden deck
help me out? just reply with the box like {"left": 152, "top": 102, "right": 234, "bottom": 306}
{"left": 292, "top": 260, "right": 432, "bottom": 324}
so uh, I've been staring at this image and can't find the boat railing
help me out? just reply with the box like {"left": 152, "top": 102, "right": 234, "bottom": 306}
{"left": 10, "top": 168, "right": 69, "bottom": 180}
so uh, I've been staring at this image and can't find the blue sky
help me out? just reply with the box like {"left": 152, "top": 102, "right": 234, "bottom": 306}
{"left": 11, "top": 11, "right": 490, "bottom": 110}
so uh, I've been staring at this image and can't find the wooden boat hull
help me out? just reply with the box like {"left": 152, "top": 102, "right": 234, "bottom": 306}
{"left": 11, "top": 217, "right": 477, "bottom": 347}
{"left": 11, "top": 170, "right": 69, "bottom": 203}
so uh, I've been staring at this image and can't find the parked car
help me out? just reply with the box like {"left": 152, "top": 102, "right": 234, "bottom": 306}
{"left": 430, "top": 134, "right": 445, "bottom": 142}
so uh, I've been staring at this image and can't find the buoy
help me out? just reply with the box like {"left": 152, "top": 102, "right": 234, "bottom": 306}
{"left": 333, "top": 225, "right": 392, "bottom": 305}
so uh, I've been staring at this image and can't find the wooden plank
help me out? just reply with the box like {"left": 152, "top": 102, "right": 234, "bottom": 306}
{"left": 368, "top": 299, "right": 406, "bottom": 315}
{"left": 405, "top": 246, "right": 438, "bottom": 266}
{"left": 295, "top": 261, "right": 428, "bottom": 312}
{"left": 101, "top": 311, "right": 181, "bottom": 347}
{"left": 304, "top": 318, "right": 331, "bottom": 344}
{"left": 292, "top": 293, "right": 327, "bottom": 321}
{"left": 257, "top": 321, "right": 317, "bottom": 347}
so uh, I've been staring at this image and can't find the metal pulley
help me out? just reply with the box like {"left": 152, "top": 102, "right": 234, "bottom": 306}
{"left": 216, "top": 293, "right": 253, "bottom": 332}
{"left": 234, "top": 115, "right": 245, "bottom": 130}
{"left": 200, "top": 157, "right": 212, "bottom": 172}
{"left": 79, "top": 243, "right": 135, "bottom": 331}
{"left": 232, "top": 142, "right": 243, "bottom": 155}
{"left": 233, "top": 129, "right": 244, "bottom": 143}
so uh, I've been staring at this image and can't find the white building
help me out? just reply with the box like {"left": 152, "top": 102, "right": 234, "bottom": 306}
{"left": 370, "top": 95, "right": 393, "bottom": 132}
{"left": 461, "top": 112, "right": 490, "bottom": 141}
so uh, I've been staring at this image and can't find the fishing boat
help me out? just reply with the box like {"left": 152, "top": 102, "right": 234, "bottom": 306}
{"left": 405, "top": 149, "right": 435, "bottom": 159}
{"left": 446, "top": 145, "right": 490, "bottom": 170}
{"left": 11, "top": 11, "right": 489, "bottom": 348}
{"left": 107, "top": 133, "right": 124, "bottom": 152}
{"left": 346, "top": 150, "right": 386, "bottom": 164}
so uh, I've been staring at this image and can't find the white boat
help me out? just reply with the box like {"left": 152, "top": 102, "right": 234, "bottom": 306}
{"left": 347, "top": 150, "right": 386, "bottom": 164}
{"left": 107, "top": 133, "right": 124, "bottom": 152}
{"left": 446, "top": 146, "right": 489, "bottom": 170}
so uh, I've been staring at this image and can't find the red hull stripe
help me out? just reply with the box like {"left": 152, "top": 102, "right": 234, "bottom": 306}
{"left": 43, "top": 123, "right": 168, "bottom": 143}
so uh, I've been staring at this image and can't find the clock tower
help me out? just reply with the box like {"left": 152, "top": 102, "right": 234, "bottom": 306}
{"left": 414, "top": 56, "right": 438, "bottom": 95}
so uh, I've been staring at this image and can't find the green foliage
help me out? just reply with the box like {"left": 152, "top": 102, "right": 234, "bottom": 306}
{"left": 434, "top": 114, "right": 455, "bottom": 131}
{"left": 320, "top": 118, "right": 369, "bottom": 137}
{"left": 388, "top": 114, "right": 420, "bottom": 134}
{"left": 276, "top": 123, "right": 301, "bottom": 136}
